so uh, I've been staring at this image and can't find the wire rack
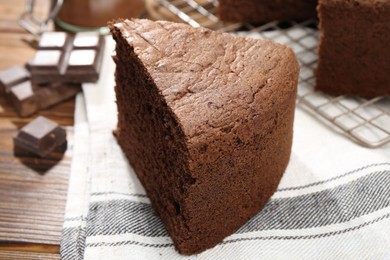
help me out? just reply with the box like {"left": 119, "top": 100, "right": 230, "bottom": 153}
{"left": 156, "top": 0, "right": 390, "bottom": 148}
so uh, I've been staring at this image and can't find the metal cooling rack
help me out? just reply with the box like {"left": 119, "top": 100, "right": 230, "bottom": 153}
{"left": 157, "top": 0, "right": 390, "bottom": 148}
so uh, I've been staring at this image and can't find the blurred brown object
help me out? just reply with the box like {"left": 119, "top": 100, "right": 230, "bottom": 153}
{"left": 56, "top": 0, "right": 146, "bottom": 29}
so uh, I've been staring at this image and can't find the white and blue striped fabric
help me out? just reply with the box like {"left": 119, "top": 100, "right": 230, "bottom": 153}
{"left": 60, "top": 36, "right": 390, "bottom": 260}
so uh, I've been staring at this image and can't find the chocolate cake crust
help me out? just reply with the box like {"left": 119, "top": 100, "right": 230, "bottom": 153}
{"left": 218, "top": 0, "right": 317, "bottom": 23}
{"left": 110, "top": 19, "right": 299, "bottom": 255}
{"left": 316, "top": 0, "right": 390, "bottom": 96}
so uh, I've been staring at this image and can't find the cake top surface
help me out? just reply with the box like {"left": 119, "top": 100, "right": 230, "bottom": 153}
{"left": 113, "top": 19, "right": 298, "bottom": 143}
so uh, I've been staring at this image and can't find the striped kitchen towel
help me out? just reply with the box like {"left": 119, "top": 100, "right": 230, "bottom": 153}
{"left": 60, "top": 36, "right": 390, "bottom": 260}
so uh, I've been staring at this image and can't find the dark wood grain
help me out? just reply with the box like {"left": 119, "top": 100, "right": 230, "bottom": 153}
{"left": 0, "top": 249, "right": 59, "bottom": 259}
{"left": 0, "top": 0, "right": 75, "bottom": 257}
{"left": 0, "top": 104, "right": 74, "bottom": 250}
{"left": 0, "top": 123, "right": 72, "bottom": 245}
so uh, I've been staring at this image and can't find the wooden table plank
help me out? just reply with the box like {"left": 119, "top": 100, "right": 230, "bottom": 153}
{"left": 0, "top": 116, "right": 73, "bottom": 254}
{"left": 0, "top": 251, "right": 59, "bottom": 259}
{"left": 0, "top": 33, "right": 37, "bottom": 70}
{"left": 0, "top": 115, "right": 73, "bottom": 246}
{"left": 0, "top": 248, "right": 60, "bottom": 259}
{"left": 0, "top": 0, "right": 74, "bottom": 257}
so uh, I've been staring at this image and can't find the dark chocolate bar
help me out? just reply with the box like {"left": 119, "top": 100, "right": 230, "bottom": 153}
{"left": 0, "top": 66, "right": 81, "bottom": 117}
{"left": 28, "top": 32, "right": 105, "bottom": 84}
{"left": 0, "top": 66, "right": 30, "bottom": 94}
{"left": 13, "top": 116, "right": 67, "bottom": 157}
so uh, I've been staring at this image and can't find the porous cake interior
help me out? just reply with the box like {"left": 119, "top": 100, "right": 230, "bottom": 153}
{"left": 111, "top": 26, "right": 195, "bottom": 250}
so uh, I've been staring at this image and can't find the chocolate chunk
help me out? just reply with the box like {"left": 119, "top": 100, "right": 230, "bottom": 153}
{"left": 38, "top": 32, "right": 69, "bottom": 49}
{"left": 28, "top": 32, "right": 105, "bottom": 84}
{"left": 0, "top": 66, "right": 30, "bottom": 94}
{"left": 31, "top": 50, "right": 63, "bottom": 70}
{"left": 9, "top": 81, "right": 81, "bottom": 117}
{"left": 73, "top": 33, "right": 100, "bottom": 48}
{"left": 0, "top": 66, "right": 81, "bottom": 117}
{"left": 35, "top": 83, "right": 80, "bottom": 110}
{"left": 13, "top": 116, "right": 67, "bottom": 157}
{"left": 8, "top": 81, "right": 39, "bottom": 117}
{"left": 14, "top": 141, "right": 67, "bottom": 173}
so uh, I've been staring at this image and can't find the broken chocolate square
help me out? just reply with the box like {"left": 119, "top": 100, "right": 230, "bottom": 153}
{"left": 0, "top": 66, "right": 30, "bottom": 94}
{"left": 14, "top": 116, "right": 67, "bottom": 157}
{"left": 8, "top": 81, "right": 39, "bottom": 117}
{"left": 0, "top": 66, "right": 81, "bottom": 117}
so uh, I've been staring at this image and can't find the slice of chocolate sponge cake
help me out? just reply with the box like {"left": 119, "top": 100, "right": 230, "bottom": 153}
{"left": 316, "top": 0, "right": 390, "bottom": 96}
{"left": 110, "top": 19, "right": 299, "bottom": 255}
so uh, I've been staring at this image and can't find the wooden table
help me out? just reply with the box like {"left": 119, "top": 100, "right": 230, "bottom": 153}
{"left": 0, "top": 0, "right": 169, "bottom": 258}
{"left": 0, "top": 0, "right": 74, "bottom": 258}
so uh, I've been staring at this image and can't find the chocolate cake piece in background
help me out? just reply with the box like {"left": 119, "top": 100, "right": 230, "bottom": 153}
{"left": 316, "top": 0, "right": 390, "bottom": 96}
{"left": 218, "top": 0, "right": 317, "bottom": 23}
{"left": 110, "top": 19, "right": 299, "bottom": 255}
